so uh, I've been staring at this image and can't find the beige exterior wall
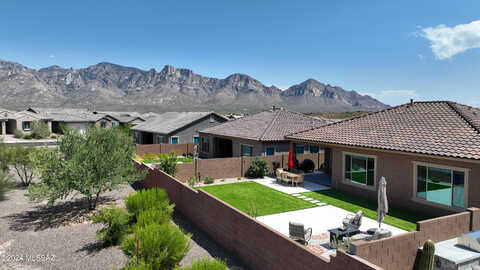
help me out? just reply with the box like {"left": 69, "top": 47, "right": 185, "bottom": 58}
{"left": 328, "top": 145, "right": 480, "bottom": 216}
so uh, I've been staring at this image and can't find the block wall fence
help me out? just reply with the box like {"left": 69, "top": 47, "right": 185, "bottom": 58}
{"left": 136, "top": 162, "right": 381, "bottom": 270}
{"left": 137, "top": 143, "right": 324, "bottom": 182}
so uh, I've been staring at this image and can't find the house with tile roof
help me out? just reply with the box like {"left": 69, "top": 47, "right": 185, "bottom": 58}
{"left": 4, "top": 110, "right": 53, "bottom": 135}
{"left": 287, "top": 100, "right": 480, "bottom": 216}
{"left": 132, "top": 112, "right": 228, "bottom": 144}
{"left": 199, "top": 107, "right": 332, "bottom": 158}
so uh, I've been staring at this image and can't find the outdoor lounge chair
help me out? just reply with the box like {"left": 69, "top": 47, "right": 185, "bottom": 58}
{"left": 275, "top": 168, "right": 285, "bottom": 183}
{"left": 342, "top": 210, "right": 363, "bottom": 230}
{"left": 289, "top": 221, "right": 312, "bottom": 244}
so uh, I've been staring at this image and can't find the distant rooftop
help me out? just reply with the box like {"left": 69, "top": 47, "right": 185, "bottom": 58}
{"left": 287, "top": 101, "right": 480, "bottom": 160}
{"left": 132, "top": 112, "right": 226, "bottom": 134}
{"left": 200, "top": 108, "right": 332, "bottom": 141}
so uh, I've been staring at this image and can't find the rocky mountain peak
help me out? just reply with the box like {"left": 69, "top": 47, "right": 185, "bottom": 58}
{"left": 0, "top": 59, "right": 389, "bottom": 113}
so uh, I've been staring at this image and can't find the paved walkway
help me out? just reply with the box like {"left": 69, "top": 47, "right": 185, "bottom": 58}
{"left": 253, "top": 177, "right": 330, "bottom": 195}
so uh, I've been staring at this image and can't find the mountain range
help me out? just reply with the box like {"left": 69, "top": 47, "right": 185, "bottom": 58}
{"left": 0, "top": 59, "right": 388, "bottom": 113}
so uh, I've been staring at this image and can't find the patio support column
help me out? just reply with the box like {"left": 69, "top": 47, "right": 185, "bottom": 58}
{"left": 1, "top": 121, "right": 5, "bottom": 136}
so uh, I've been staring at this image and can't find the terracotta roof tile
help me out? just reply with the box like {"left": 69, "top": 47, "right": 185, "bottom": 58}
{"left": 200, "top": 109, "right": 331, "bottom": 141}
{"left": 287, "top": 101, "right": 480, "bottom": 160}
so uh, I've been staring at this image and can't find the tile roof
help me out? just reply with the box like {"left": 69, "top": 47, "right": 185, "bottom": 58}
{"left": 287, "top": 101, "right": 480, "bottom": 160}
{"left": 200, "top": 109, "right": 332, "bottom": 141}
{"left": 132, "top": 112, "right": 226, "bottom": 134}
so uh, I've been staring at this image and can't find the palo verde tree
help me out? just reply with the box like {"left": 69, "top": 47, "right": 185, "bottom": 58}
{"left": 8, "top": 145, "right": 37, "bottom": 186}
{"left": 28, "top": 126, "right": 145, "bottom": 210}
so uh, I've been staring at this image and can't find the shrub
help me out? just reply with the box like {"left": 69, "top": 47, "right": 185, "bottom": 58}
{"left": 141, "top": 153, "right": 159, "bottom": 160}
{"left": 203, "top": 177, "right": 214, "bottom": 185}
{"left": 31, "top": 120, "right": 51, "bottom": 139}
{"left": 135, "top": 208, "right": 172, "bottom": 229}
{"left": 8, "top": 145, "right": 36, "bottom": 186}
{"left": 13, "top": 129, "right": 24, "bottom": 138}
{"left": 23, "top": 134, "right": 33, "bottom": 140}
{"left": 175, "top": 258, "right": 227, "bottom": 270}
{"left": 122, "top": 223, "right": 191, "bottom": 270}
{"left": 50, "top": 135, "right": 57, "bottom": 139}
{"left": 186, "top": 176, "right": 199, "bottom": 188}
{"left": 125, "top": 188, "right": 173, "bottom": 222}
{"left": 246, "top": 157, "right": 269, "bottom": 178}
{"left": 0, "top": 170, "right": 14, "bottom": 201}
{"left": 91, "top": 206, "right": 130, "bottom": 246}
{"left": 157, "top": 151, "right": 178, "bottom": 176}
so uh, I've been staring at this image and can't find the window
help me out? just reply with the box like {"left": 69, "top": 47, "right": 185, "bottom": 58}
{"left": 310, "top": 146, "right": 320, "bottom": 154}
{"left": 296, "top": 146, "right": 304, "bottom": 154}
{"left": 193, "top": 136, "right": 199, "bottom": 144}
{"left": 171, "top": 137, "right": 179, "bottom": 144}
{"left": 266, "top": 147, "right": 275, "bottom": 156}
{"left": 416, "top": 164, "right": 466, "bottom": 208}
{"left": 22, "top": 121, "right": 31, "bottom": 131}
{"left": 201, "top": 137, "right": 210, "bottom": 152}
{"left": 100, "top": 122, "right": 107, "bottom": 128}
{"left": 241, "top": 145, "right": 253, "bottom": 156}
{"left": 111, "top": 121, "right": 117, "bottom": 127}
{"left": 344, "top": 153, "right": 375, "bottom": 187}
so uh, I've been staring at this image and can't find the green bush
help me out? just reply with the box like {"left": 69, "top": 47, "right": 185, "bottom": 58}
{"left": 91, "top": 206, "right": 130, "bottom": 246}
{"left": 203, "top": 177, "right": 214, "bottom": 185}
{"left": 125, "top": 188, "right": 173, "bottom": 222}
{"left": 176, "top": 258, "right": 227, "bottom": 270}
{"left": 186, "top": 176, "right": 199, "bottom": 188}
{"left": 0, "top": 170, "right": 14, "bottom": 201}
{"left": 123, "top": 261, "right": 154, "bottom": 270}
{"left": 157, "top": 151, "right": 178, "bottom": 177}
{"left": 246, "top": 157, "right": 269, "bottom": 178}
{"left": 23, "top": 134, "right": 33, "bottom": 140}
{"left": 135, "top": 208, "right": 172, "bottom": 229}
{"left": 31, "top": 120, "right": 51, "bottom": 139}
{"left": 122, "top": 223, "right": 191, "bottom": 270}
{"left": 50, "top": 135, "right": 57, "bottom": 139}
{"left": 13, "top": 129, "right": 24, "bottom": 138}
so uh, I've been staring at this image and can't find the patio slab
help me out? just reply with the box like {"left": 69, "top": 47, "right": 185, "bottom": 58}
{"left": 253, "top": 177, "right": 330, "bottom": 195}
{"left": 257, "top": 205, "right": 407, "bottom": 238}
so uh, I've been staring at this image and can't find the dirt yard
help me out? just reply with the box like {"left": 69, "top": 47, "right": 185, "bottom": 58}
{"left": 0, "top": 176, "right": 247, "bottom": 270}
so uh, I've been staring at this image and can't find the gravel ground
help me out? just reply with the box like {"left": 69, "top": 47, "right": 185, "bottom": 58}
{"left": 0, "top": 177, "right": 248, "bottom": 270}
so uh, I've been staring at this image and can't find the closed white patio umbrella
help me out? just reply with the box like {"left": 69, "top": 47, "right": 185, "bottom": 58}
{"left": 377, "top": 176, "right": 388, "bottom": 228}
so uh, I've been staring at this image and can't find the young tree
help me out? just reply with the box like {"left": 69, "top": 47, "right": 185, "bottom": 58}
{"left": 28, "top": 126, "right": 145, "bottom": 210}
{"left": 8, "top": 145, "right": 36, "bottom": 186}
{"left": 31, "top": 120, "right": 51, "bottom": 139}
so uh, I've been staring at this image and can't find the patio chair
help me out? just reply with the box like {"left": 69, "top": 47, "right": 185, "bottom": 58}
{"left": 342, "top": 210, "right": 363, "bottom": 231}
{"left": 275, "top": 168, "right": 284, "bottom": 183}
{"left": 289, "top": 221, "right": 312, "bottom": 245}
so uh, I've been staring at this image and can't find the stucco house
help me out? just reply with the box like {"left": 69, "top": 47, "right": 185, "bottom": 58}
{"left": 199, "top": 108, "right": 332, "bottom": 158}
{"left": 287, "top": 101, "right": 480, "bottom": 216}
{"left": 5, "top": 110, "right": 52, "bottom": 135}
{"left": 26, "top": 107, "right": 137, "bottom": 133}
{"left": 132, "top": 112, "right": 228, "bottom": 144}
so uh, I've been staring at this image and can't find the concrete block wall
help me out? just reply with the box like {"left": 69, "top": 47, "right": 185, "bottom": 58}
{"left": 136, "top": 162, "right": 381, "bottom": 270}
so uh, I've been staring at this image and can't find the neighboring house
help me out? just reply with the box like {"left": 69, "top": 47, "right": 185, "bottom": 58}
{"left": 199, "top": 108, "right": 332, "bottom": 158}
{"left": 26, "top": 107, "right": 134, "bottom": 133}
{"left": 5, "top": 110, "right": 52, "bottom": 135}
{"left": 132, "top": 112, "right": 228, "bottom": 144}
{"left": 92, "top": 111, "right": 145, "bottom": 126}
{"left": 287, "top": 101, "right": 480, "bottom": 216}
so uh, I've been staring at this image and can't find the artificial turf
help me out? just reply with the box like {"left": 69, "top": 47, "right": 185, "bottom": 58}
{"left": 198, "top": 181, "right": 317, "bottom": 217}
{"left": 302, "top": 189, "right": 433, "bottom": 231}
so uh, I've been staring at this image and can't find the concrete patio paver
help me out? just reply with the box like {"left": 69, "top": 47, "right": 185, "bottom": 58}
{"left": 257, "top": 205, "right": 407, "bottom": 238}
{"left": 253, "top": 177, "right": 330, "bottom": 195}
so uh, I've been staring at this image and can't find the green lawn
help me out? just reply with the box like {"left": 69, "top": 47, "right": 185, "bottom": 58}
{"left": 302, "top": 189, "right": 433, "bottom": 231}
{"left": 198, "top": 182, "right": 316, "bottom": 217}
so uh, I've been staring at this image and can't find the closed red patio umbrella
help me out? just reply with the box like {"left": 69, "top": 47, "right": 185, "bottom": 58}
{"left": 288, "top": 149, "right": 294, "bottom": 169}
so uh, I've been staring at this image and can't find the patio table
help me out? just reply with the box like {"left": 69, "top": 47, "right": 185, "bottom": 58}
{"left": 328, "top": 227, "right": 360, "bottom": 244}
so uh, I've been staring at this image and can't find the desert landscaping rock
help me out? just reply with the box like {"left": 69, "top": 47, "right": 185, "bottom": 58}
{"left": 0, "top": 178, "right": 247, "bottom": 270}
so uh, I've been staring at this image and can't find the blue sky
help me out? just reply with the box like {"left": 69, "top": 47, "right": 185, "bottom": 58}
{"left": 1, "top": 0, "right": 479, "bottom": 106}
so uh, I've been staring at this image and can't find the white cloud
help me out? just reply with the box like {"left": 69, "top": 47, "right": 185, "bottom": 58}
{"left": 419, "top": 20, "right": 480, "bottom": 59}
